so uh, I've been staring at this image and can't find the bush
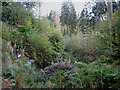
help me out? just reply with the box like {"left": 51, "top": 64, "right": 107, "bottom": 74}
{"left": 97, "top": 9, "right": 120, "bottom": 62}
{"left": 15, "top": 18, "right": 66, "bottom": 68}
{"left": 26, "top": 31, "right": 51, "bottom": 50}
{"left": 49, "top": 29, "right": 64, "bottom": 52}
{"left": 2, "top": 58, "right": 48, "bottom": 88}
{"left": 48, "top": 60, "right": 120, "bottom": 88}
{"left": 63, "top": 32, "right": 97, "bottom": 62}
{"left": 2, "top": 24, "right": 11, "bottom": 41}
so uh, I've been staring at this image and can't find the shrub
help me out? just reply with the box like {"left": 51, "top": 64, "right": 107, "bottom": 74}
{"left": 25, "top": 31, "right": 52, "bottom": 68}
{"left": 49, "top": 29, "right": 64, "bottom": 52}
{"left": 18, "top": 18, "right": 65, "bottom": 68}
{"left": 48, "top": 60, "right": 120, "bottom": 88}
{"left": 97, "top": 9, "right": 120, "bottom": 62}
{"left": 2, "top": 24, "right": 11, "bottom": 41}
{"left": 26, "top": 31, "right": 51, "bottom": 50}
{"left": 63, "top": 32, "right": 97, "bottom": 62}
{"left": 74, "top": 60, "right": 120, "bottom": 88}
{"left": 2, "top": 58, "right": 47, "bottom": 88}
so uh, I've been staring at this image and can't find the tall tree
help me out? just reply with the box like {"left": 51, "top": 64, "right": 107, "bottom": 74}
{"left": 60, "top": 1, "right": 69, "bottom": 35}
{"left": 107, "top": 0, "right": 114, "bottom": 52}
{"left": 88, "top": 0, "right": 117, "bottom": 31}
{"left": 38, "top": 2, "right": 41, "bottom": 30}
{"left": 91, "top": 0, "right": 107, "bottom": 30}
{"left": 2, "top": 2, "right": 35, "bottom": 25}
{"left": 60, "top": 0, "right": 77, "bottom": 36}
{"left": 48, "top": 10, "right": 61, "bottom": 30}
{"left": 78, "top": 8, "right": 90, "bottom": 33}
{"left": 69, "top": 2, "right": 77, "bottom": 35}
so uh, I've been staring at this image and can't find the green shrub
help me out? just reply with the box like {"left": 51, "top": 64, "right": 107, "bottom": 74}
{"left": 33, "top": 17, "right": 53, "bottom": 34}
{"left": 63, "top": 32, "right": 97, "bottom": 62}
{"left": 49, "top": 60, "right": 119, "bottom": 88}
{"left": 74, "top": 60, "right": 120, "bottom": 88}
{"left": 26, "top": 31, "right": 51, "bottom": 50}
{"left": 49, "top": 29, "right": 64, "bottom": 52}
{"left": 2, "top": 25, "right": 11, "bottom": 41}
{"left": 49, "top": 70, "right": 69, "bottom": 88}
{"left": 2, "top": 55, "right": 49, "bottom": 88}
{"left": 97, "top": 9, "right": 120, "bottom": 62}
{"left": 17, "top": 18, "right": 65, "bottom": 68}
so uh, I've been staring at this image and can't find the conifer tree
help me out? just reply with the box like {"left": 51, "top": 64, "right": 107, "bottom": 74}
{"left": 60, "top": 0, "right": 77, "bottom": 36}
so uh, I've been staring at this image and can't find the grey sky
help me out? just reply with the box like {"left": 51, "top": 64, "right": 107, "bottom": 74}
{"left": 40, "top": 0, "right": 88, "bottom": 16}
{"left": 34, "top": 0, "right": 118, "bottom": 17}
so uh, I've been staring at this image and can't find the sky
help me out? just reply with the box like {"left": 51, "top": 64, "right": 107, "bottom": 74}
{"left": 39, "top": 0, "right": 88, "bottom": 16}
{"left": 34, "top": 0, "right": 118, "bottom": 17}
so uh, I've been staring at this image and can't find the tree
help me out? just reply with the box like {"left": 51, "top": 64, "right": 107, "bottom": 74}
{"left": 48, "top": 10, "right": 61, "bottom": 31}
{"left": 48, "top": 10, "right": 56, "bottom": 25}
{"left": 78, "top": 8, "right": 90, "bottom": 33}
{"left": 38, "top": 2, "right": 41, "bottom": 30}
{"left": 87, "top": 0, "right": 117, "bottom": 31}
{"left": 91, "top": 0, "right": 107, "bottom": 30}
{"left": 60, "top": 1, "right": 69, "bottom": 35}
{"left": 69, "top": 2, "right": 77, "bottom": 35}
{"left": 107, "top": 0, "right": 114, "bottom": 52}
{"left": 2, "top": 2, "right": 34, "bottom": 25}
{"left": 60, "top": 0, "right": 77, "bottom": 36}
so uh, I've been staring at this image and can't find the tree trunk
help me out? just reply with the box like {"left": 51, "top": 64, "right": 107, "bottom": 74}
{"left": 38, "top": 2, "right": 41, "bottom": 31}
{"left": 64, "top": 26, "right": 66, "bottom": 36}
{"left": 61, "top": 24, "right": 63, "bottom": 34}
{"left": 67, "top": 23, "right": 68, "bottom": 35}
{"left": 117, "top": 8, "right": 120, "bottom": 56}
{"left": 95, "top": 0, "right": 101, "bottom": 31}
{"left": 107, "top": 0, "right": 114, "bottom": 52}
{"left": 69, "top": 27, "right": 72, "bottom": 37}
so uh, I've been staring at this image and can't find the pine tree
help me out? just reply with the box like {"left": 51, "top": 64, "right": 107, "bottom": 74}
{"left": 60, "top": 0, "right": 77, "bottom": 36}
{"left": 79, "top": 8, "right": 90, "bottom": 33}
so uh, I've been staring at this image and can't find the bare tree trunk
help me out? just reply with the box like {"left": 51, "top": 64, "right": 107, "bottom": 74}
{"left": 69, "top": 28, "right": 72, "bottom": 37}
{"left": 61, "top": 24, "right": 62, "bottom": 34}
{"left": 67, "top": 22, "right": 68, "bottom": 35}
{"left": 38, "top": 2, "right": 41, "bottom": 31}
{"left": 95, "top": 1, "right": 99, "bottom": 31}
{"left": 117, "top": 8, "right": 120, "bottom": 56}
{"left": 95, "top": 0, "right": 101, "bottom": 31}
{"left": 107, "top": 0, "right": 114, "bottom": 52}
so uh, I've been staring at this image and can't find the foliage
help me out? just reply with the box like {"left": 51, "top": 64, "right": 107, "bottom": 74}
{"left": 26, "top": 31, "right": 51, "bottom": 50}
{"left": 49, "top": 60, "right": 120, "bottom": 88}
{"left": 2, "top": 24, "right": 11, "bottom": 41}
{"left": 2, "top": 58, "right": 47, "bottom": 88}
{"left": 63, "top": 33, "right": 97, "bottom": 62}
{"left": 49, "top": 30, "right": 64, "bottom": 52}
{"left": 34, "top": 17, "right": 53, "bottom": 34}
{"left": 60, "top": 1, "right": 77, "bottom": 35}
{"left": 2, "top": 2, "right": 34, "bottom": 25}
{"left": 48, "top": 10, "right": 61, "bottom": 30}
{"left": 9, "top": 18, "right": 65, "bottom": 68}
{"left": 78, "top": 8, "right": 92, "bottom": 33}
{"left": 2, "top": 1, "right": 120, "bottom": 89}
{"left": 26, "top": 31, "right": 52, "bottom": 68}
{"left": 48, "top": 19, "right": 54, "bottom": 28}
{"left": 97, "top": 9, "right": 120, "bottom": 62}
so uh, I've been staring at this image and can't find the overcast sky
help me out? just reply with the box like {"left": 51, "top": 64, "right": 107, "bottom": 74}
{"left": 34, "top": 0, "right": 118, "bottom": 17}
{"left": 39, "top": 0, "right": 88, "bottom": 16}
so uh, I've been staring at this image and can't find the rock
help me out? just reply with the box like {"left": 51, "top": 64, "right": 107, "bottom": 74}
{"left": 43, "top": 61, "right": 73, "bottom": 75}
